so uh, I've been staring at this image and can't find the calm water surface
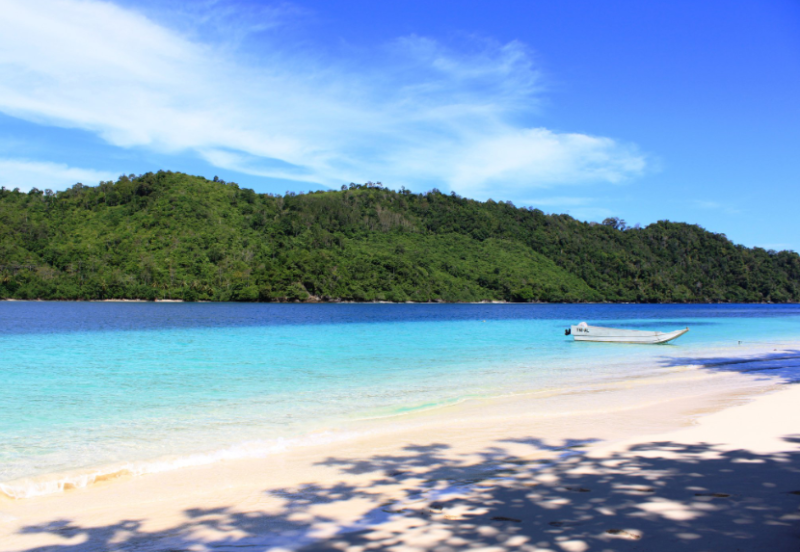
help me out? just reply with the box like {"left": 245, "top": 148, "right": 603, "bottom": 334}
{"left": 2, "top": 302, "right": 799, "bottom": 496}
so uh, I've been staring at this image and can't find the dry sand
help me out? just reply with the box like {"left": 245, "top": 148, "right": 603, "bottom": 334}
{"left": 2, "top": 347, "right": 799, "bottom": 551}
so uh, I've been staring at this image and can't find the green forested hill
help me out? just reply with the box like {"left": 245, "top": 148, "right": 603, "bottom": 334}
{"left": 1, "top": 171, "right": 798, "bottom": 302}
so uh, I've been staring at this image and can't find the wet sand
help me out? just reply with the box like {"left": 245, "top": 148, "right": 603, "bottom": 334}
{"left": 2, "top": 344, "right": 799, "bottom": 551}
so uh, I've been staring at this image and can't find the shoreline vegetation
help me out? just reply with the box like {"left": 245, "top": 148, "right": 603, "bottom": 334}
{"left": 2, "top": 170, "right": 798, "bottom": 303}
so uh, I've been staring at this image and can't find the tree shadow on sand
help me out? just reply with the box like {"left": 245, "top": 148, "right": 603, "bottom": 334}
{"left": 656, "top": 348, "right": 800, "bottom": 384}
{"left": 11, "top": 434, "right": 800, "bottom": 552}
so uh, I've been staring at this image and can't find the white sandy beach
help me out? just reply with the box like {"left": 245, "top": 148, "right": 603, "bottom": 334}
{"left": 2, "top": 344, "right": 799, "bottom": 552}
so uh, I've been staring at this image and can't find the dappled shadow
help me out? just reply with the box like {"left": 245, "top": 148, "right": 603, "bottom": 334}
{"left": 8, "top": 431, "right": 800, "bottom": 552}
{"left": 500, "top": 437, "right": 601, "bottom": 452}
{"left": 658, "top": 349, "right": 800, "bottom": 384}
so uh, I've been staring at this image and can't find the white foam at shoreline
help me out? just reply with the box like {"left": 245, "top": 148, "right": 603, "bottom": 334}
{"left": 0, "top": 429, "right": 372, "bottom": 500}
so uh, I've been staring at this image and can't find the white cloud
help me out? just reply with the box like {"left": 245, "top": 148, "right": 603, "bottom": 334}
{"left": 568, "top": 206, "right": 616, "bottom": 221}
{"left": 446, "top": 129, "right": 645, "bottom": 199}
{"left": 691, "top": 200, "right": 742, "bottom": 215}
{"left": 522, "top": 196, "right": 595, "bottom": 207}
{"left": 0, "top": 159, "right": 116, "bottom": 192}
{"left": 515, "top": 195, "right": 620, "bottom": 222}
{"left": 0, "top": 0, "right": 648, "bottom": 197}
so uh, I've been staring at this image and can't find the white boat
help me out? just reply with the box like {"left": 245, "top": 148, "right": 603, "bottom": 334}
{"left": 566, "top": 322, "right": 689, "bottom": 344}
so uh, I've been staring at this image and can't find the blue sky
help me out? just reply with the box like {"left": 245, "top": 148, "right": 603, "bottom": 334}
{"left": 0, "top": 0, "right": 798, "bottom": 251}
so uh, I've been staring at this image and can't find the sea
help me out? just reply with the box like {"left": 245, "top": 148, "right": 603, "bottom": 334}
{"left": 2, "top": 302, "right": 799, "bottom": 499}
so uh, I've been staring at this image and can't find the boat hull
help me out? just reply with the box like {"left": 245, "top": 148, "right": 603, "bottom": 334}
{"left": 571, "top": 325, "right": 689, "bottom": 344}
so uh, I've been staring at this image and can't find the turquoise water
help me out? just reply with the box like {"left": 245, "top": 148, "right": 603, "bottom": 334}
{"left": 2, "top": 303, "right": 799, "bottom": 497}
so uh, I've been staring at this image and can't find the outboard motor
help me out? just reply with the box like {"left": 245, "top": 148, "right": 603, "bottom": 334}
{"left": 565, "top": 328, "right": 571, "bottom": 336}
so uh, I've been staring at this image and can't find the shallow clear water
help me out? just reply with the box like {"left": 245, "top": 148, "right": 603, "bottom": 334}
{"left": 2, "top": 302, "right": 799, "bottom": 495}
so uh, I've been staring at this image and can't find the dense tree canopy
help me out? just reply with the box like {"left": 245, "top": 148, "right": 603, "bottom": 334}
{"left": 1, "top": 172, "right": 798, "bottom": 302}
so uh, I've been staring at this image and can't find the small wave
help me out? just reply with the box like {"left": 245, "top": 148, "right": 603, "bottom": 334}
{"left": 0, "top": 466, "right": 133, "bottom": 500}
{"left": 0, "top": 429, "right": 370, "bottom": 500}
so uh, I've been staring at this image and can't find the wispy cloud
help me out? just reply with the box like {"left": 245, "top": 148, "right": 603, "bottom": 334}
{"left": 0, "top": 0, "right": 648, "bottom": 197}
{"left": 520, "top": 196, "right": 595, "bottom": 207}
{"left": 691, "top": 200, "right": 742, "bottom": 215}
{"left": 517, "top": 196, "right": 621, "bottom": 223}
{"left": 0, "top": 159, "right": 116, "bottom": 192}
{"left": 568, "top": 206, "right": 616, "bottom": 221}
